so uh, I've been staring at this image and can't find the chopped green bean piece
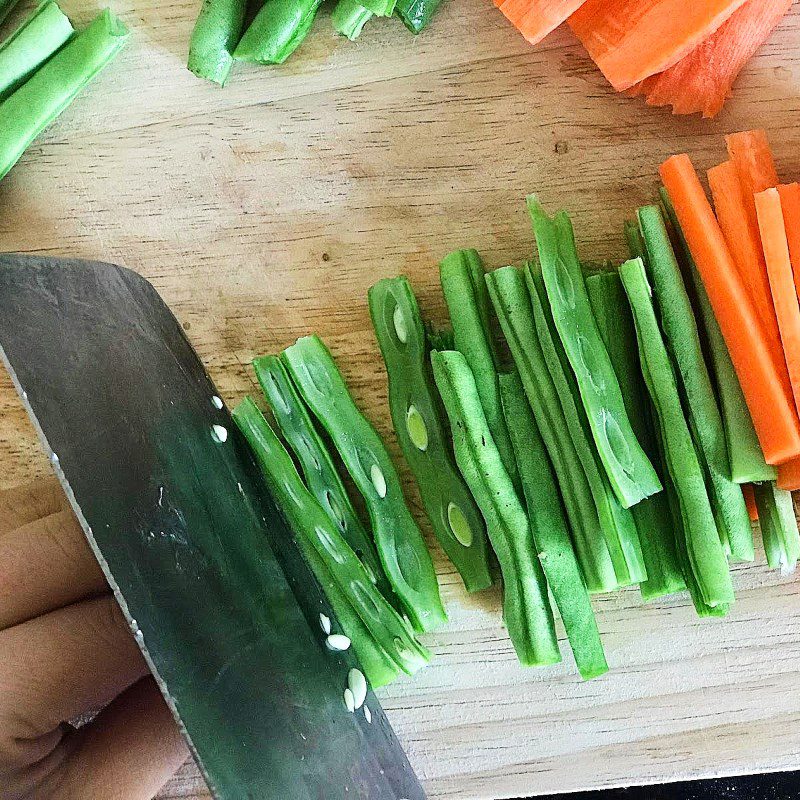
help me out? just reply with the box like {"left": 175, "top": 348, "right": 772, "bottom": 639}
{"left": 395, "top": 0, "right": 443, "bottom": 32}
{"left": 332, "top": 0, "right": 374, "bottom": 39}
{"left": 360, "top": 0, "right": 396, "bottom": 17}
{"left": 754, "top": 482, "right": 800, "bottom": 573}
{"left": 234, "top": 0, "right": 322, "bottom": 64}
{"left": 188, "top": 0, "right": 247, "bottom": 85}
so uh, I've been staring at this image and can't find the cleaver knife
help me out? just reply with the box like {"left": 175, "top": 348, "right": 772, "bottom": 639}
{"left": 0, "top": 254, "right": 426, "bottom": 800}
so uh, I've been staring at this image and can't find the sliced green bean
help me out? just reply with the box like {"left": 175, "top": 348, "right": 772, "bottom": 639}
{"left": 500, "top": 371, "right": 607, "bottom": 679}
{"left": 527, "top": 196, "right": 662, "bottom": 509}
{"left": 233, "top": 397, "right": 429, "bottom": 682}
{"left": 395, "top": 0, "right": 443, "bottom": 32}
{"left": 440, "top": 249, "right": 519, "bottom": 491}
{"left": 252, "top": 355, "right": 389, "bottom": 598}
{"left": 188, "top": 0, "right": 246, "bottom": 85}
{"left": 485, "top": 266, "right": 618, "bottom": 594}
{"left": 0, "top": 1, "right": 73, "bottom": 101}
{"left": 360, "top": 0, "right": 396, "bottom": 17}
{"left": 368, "top": 277, "right": 493, "bottom": 592}
{"left": 586, "top": 271, "right": 686, "bottom": 601}
{"left": 282, "top": 335, "right": 446, "bottom": 633}
{"left": 233, "top": 0, "right": 322, "bottom": 64}
{"left": 332, "top": 0, "right": 374, "bottom": 39}
{"left": 0, "top": 9, "right": 128, "bottom": 182}
{"left": 754, "top": 482, "right": 800, "bottom": 573}
{"left": 431, "top": 351, "right": 559, "bottom": 667}
{"left": 620, "top": 257, "right": 734, "bottom": 608}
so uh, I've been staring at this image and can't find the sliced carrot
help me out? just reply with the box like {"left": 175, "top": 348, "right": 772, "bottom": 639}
{"left": 567, "top": 0, "right": 748, "bottom": 91}
{"left": 659, "top": 154, "right": 800, "bottom": 465}
{"left": 742, "top": 484, "right": 759, "bottom": 521}
{"left": 777, "top": 183, "right": 800, "bottom": 299}
{"left": 639, "top": 0, "right": 793, "bottom": 117}
{"left": 496, "top": 0, "right": 588, "bottom": 45}
{"left": 726, "top": 129, "right": 780, "bottom": 198}
{"left": 777, "top": 456, "right": 800, "bottom": 491}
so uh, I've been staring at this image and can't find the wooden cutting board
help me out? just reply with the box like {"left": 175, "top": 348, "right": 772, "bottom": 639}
{"left": 2, "top": 1, "right": 800, "bottom": 797}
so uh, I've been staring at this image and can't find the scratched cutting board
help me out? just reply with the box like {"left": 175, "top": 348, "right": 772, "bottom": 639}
{"left": 1, "top": 0, "right": 800, "bottom": 797}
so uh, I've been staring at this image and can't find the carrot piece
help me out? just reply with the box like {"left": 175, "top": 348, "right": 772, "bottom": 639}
{"left": 777, "top": 456, "right": 800, "bottom": 491}
{"left": 778, "top": 183, "right": 800, "bottom": 299}
{"left": 659, "top": 153, "right": 800, "bottom": 466}
{"left": 640, "top": 0, "right": 793, "bottom": 117}
{"left": 742, "top": 483, "right": 758, "bottom": 521}
{"left": 496, "top": 0, "right": 587, "bottom": 45}
{"left": 726, "top": 129, "right": 780, "bottom": 198}
{"left": 567, "top": 0, "right": 748, "bottom": 91}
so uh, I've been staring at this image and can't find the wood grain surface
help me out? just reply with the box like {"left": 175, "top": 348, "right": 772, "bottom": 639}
{"left": 1, "top": 1, "right": 799, "bottom": 798}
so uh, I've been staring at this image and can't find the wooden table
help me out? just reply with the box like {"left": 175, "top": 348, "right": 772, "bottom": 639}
{"left": 2, "top": 1, "right": 800, "bottom": 797}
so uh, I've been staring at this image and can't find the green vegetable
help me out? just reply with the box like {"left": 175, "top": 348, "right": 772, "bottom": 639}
{"left": 0, "top": 0, "right": 20, "bottom": 27}
{"left": 360, "top": 0, "right": 396, "bottom": 17}
{"left": 431, "top": 350, "right": 560, "bottom": 667}
{"left": 233, "top": 397, "right": 429, "bottom": 685}
{"left": 485, "top": 266, "right": 618, "bottom": 594}
{"left": 188, "top": 0, "right": 247, "bottom": 85}
{"left": 0, "top": 8, "right": 129, "bottom": 182}
{"left": 440, "top": 249, "right": 519, "bottom": 491}
{"left": 637, "top": 204, "right": 753, "bottom": 563}
{"left": 395, "top": 0, "right": 443, "bottom": 32}
{"left": 586, "top": 271, "right": 685, "bottom": 601}
{"left": 368, "top": 277, "right": 493, "bottom": 592}
{"left": 620, "top": 257, "right": 734, "bottom": 609}
{"left": 332, "top": 0, "right": 374, "bottom": 39}
{"left": 282, "top": 335, "right": 446, "bottom": 633}
{"left": 659, "top": 187, "right": 775, "bottom": 485}
{"left": 754, "top": 482, "right": 800, "bottom": 573}
{"left": 0, "top": 1, "right": 73, "bottom": 101}
{"left": 252, "top": 355, "right": 390, "bottom": 600}
{"left": 525, "top": 264, "right": 645, "bottom": 587}
{"left": 500, "top": 371, "right": 607, "bottom": 679}
{"left": 234, "top": 0, "right": 322, "bottom": 64}
{"left": 527, "top": 195, "right": 662, "bottom": 509}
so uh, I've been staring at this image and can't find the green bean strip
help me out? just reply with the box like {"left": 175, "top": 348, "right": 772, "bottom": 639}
{"left": 332, "top": 0, "right": 374, "bottom": 39}
{"left": 395, "top": 0, "right": 443, "bottom": 32}
{"left": 526, "top": 264, "right": 645, "bottom": 587}
{"left": 233, "top": 397, "right": 430, "bottom": 681}
{"left": 527, "top": 196, "right": 662, "bottom": 509}
{"left": 431, "top": 351, "right": 560, "bottom": 667}
{"left": 485, "top": 266, "right": 618, "bottom": 594}
{"left": 620, "top": 258, "right": 734, "bottom": 608}
{"left": 283, "top": 335, "right": 446, "bottom": 633}
{"left": 754, "top": 483, "right": 800, "bottom": 573}
{"left": 0, "top": 0, "right": 20, "bottom": 27}
{"left": 0, "top": 1, "right": 73, "bottom": 101}
{"left": 500, "top": 371, "right": 607, "bottom": 679}
{"left": 660, "top": 188, "right": 775, "bottom": 484}
{"left": 359, "top": 0, "right": 396, "bottom": 17}
{"left": 234, "top": 0, "right": 322, "bottom": 64}
{"left": 586, "top": 272, "right": 685, "bottom": 601}
{"left": 0, "top": 9, "right": 129, "bottom": 182}
{"left": 637, "top": 205, "right": 754, "bottom": 562}
{"left": 253, "top": 355, "right": 389, "bottom": 598}
{"left": 188, "top": 0, "right": 247, "bottom": 85}
{"left": 440, "top": 249, "right": 519, "bottom": 491}
{"left": 369, "top": 277, "right": 493, "bottom": 592}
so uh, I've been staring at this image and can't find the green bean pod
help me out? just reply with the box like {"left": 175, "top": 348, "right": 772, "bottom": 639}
{"left": 283, "top": 335, "right": 446, "bottom": 633}
{"left": 754, "top": 483, "right": 800, "bottom": 573}
{"left": 368, "top": 277, "right": 493, "bottom": 592}
{"left": 395, "top": 0, "right": 443, "bottom": 31}
{"left": 234, "top": 0, "right": 322, "bottom": 64}
{"left": 431, "top": 351, "right": 560, "bottom": 667}
{"left": 527, "top": 195, "right": 662, "bottom": 509}
{"left": 332, "top": 0, "right": 374, "bottom": 39}
{"left": 499, "top": 371, "right": 607, "bottom": 679}
{"left": 233, "top": 397, "right": 430, "bottom": 680}
{"left": 188, "top": 0, "right": 247, "bottom": 85}
{"left": 620, "top": 257, "right": 734, "bottom": 608}
{"left": 0, "top": 9, "right": 129, "bottom": 182}
{"left": 359, "top": 0, "right": 396, "bottom": 17}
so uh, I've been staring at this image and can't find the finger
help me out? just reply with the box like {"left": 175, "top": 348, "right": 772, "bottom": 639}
{"left": 0, "top": 477, "right": 66, "bottom": 535}
{"left": 0, "top": 509, "right": 107, "bottom": 630}
{"left": 0, "top": 595, "right": 147, "bottom": 760}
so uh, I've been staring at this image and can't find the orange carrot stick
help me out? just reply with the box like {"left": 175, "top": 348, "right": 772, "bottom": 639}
{"left": 777, "top": 182, "right": 800, "bottom": 299}
{"left": 777, "top": 456, "right": 800, "bottom": 491}
{"left": 496, "top": 0, "right": 587, "bottom": 45}
{"left": 659, "top": 153, "right": 800, "bottom": 465}
{"left": 726, "top": 129, "right": 780, "bottom": 199}
{"left": 742, "top": 483, "right": 758, "bottom": 521}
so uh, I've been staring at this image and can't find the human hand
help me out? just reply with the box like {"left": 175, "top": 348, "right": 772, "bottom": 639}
{"left": 0, "top": 478, "right": 189, "bottom": 800}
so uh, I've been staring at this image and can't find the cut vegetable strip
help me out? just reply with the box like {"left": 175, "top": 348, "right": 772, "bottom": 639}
{"left": 528, "top": 196, "right": 662, "bottom": 509}
{"left": 0, "top": 1, "right": 73, "bottom": 101}
{"left": 660, "top": 154, "right": 800, "bottom": 465}
{"left": 726, "top": 129, "right": 780, "bottom": 199}
{"left": 359, "top": 0, "right": 396, "bottom": 17}
{"left": 368, "top": 277, "right": 493, "bottom": 592}
{"left": 586, "top": 271, "right": 685, "bottom": 600}
{"left": 777, "top": 183, "right": 800, "bottom": 299}
{"left": 252, "top": 355, "right": 389, "bottom": 598}
{"left": 486, "top": 266, "right": 618, "bottom": 594}
{"left": 233, "top": 397, "right": 430, "bottom": 684}
{"left": 637, "top": 204, "right": 753, "bottom": 563}
{"left": 395, "top": 0, "right": 443, "bottom": 33}
{"left": 332, "top": 0, "right": 374, "bottom": 39}
{"left": 283, "top": 335, "right": 446, "bottom": 633}
{"left": 0, "top": 9, "right": 129, "bottom": 182}
{"left": 567, "top": 0, "right": 747, "bottom": 91}
{"left": 777, "top": 456, "right": 800, "bottom": 491}
{"left": 620, "top": 257, "right": 734, "bottom": 608}
{"left": 660, "top": 187, "right": 775, "bottom": 484}
{"left": 753, "top": 481, "right": 800, "bottom": 573}
{"left": 743, "top": 483, "right": 758, "bottom": 522}
{"left": 495, "top": 0, "right": 587, "bottom": 46}
{"left": 234, "top": 0, "right": 322, "bottom": 63}
{"left": 188, "top": 0, "right": 247, "bottom": 85}
{"left": 500, "top": 371, "right": 608, "bottom": 679}
{"left": 431, "top": 350, "right": 560, "bottom": 667}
